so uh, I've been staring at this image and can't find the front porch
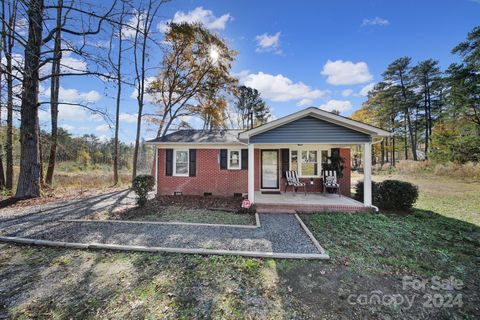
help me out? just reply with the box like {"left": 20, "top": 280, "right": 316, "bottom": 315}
{"left": 254, "top": 191, "right": 370, "bottom": 213}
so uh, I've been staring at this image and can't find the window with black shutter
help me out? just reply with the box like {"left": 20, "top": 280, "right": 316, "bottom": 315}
{"left": 220, "top": 149, "right": 227, "bottom": 169}
{"left": 165, "top": 149, "right": 173, "bottom": 176}
{"left": 241, "top": 149, "right": 248, "bottom": 170}
{"left": 281, "top": 148, "right": 289, "bottom": 177}
{"left": 189, "top": 149, "right": 196, "bottom": 177}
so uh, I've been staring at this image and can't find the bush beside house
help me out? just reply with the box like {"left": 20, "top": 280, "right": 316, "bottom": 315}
{"left": 355, "top": 180, "right": 418, "bottom": 211}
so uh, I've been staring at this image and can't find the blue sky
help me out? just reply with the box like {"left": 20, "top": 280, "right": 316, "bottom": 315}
{"left": 34, "top": 0, "right": 480, "bottom": 143}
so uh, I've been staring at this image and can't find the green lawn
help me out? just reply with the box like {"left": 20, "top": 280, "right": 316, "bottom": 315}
{"left": 372, "top": 173, "right": 480, "bottom": 226}
{"left": 1, "top": 173, "right": 479, "bottom": 319}
{"left": 93, "top": 205, "right": 256, "bottom": 226}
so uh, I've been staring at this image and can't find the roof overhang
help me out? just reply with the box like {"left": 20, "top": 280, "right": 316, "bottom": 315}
{"left": 238, "top": 107, "right": 392, "bottom": 140}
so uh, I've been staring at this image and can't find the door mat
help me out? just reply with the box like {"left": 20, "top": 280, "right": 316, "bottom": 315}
{"left": 261, "top": 191, "right": 281, "bottom": 195}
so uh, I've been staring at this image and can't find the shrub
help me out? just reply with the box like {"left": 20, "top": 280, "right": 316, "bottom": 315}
{"left": 354, "top": 179, "right": 418, "bottom": 211}
{"left": 132, "top": 174, "right": 155, "bottom": 206}
{"left": 353, "top": 181, "right": 379, "bottom": 203}
{"left": 376, "top": 180, "right": 418, "bottom": 210}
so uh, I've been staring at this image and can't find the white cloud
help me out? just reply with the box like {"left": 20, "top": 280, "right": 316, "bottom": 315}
{"left": 362, "top": 17, "right": 390, "bottom": 27}
{"left": 1, "top": 53, "right": 24, "bottom": 79}
{"left": 119, "top": 113, "right": 138, "bottom": 123}
{"left": 158, "top": 7, "right": 232, "bottom": 32}
{"left": 39, "top": 52, "right": 88, "bottom": 77}
{"left": 241, "top": 71, "right": 325, "bottom": 102}
{"left": 122, "top": 10, "right": 147, "bottom": 38}
{"left": 321, "top": 60, "right": 373, "bottom": 85}
{"left": 130, "top": 76, "right": 157, "bottom": 103}
{"left": 341, "top": 89, "right": 354, "bottom": 97}
{"left": 359, "top": 82, "right": 376, "bottom": 96}
{"left": 44, "top": 87, "right": 102, "bottom": 104}
{"left": 317, "top": 100, "right": 353, "bottom": 113}
{"left": 255, "top": 32, "right": 282, "bottom": 54}
{"left": 95, "top": 124, "right": 111, "bottom": 132}
{"left": 60, "top": 52, "right": 88, "bottom": 73}
{"left": 60, "top": 124, "right": 75, "bottom": 132}
{"left": 297, "top": 98, "right": 313, "bottom": 107}
{"left": 15, "top": 18, "right": 28, "bottom": 36}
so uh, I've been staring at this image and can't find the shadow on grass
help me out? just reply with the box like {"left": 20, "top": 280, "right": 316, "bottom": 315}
{"left": 0, "top": 246, "right": 294, "bottom": 319}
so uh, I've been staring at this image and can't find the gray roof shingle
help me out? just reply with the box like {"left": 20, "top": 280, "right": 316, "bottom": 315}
{"left": 146, "top": 129, "right": 244, "bottom": 144}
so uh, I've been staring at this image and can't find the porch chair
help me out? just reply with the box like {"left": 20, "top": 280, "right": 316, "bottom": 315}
{"left": 284, "top": 171, "right": 307, "bottom": 195}
{"left": 323, "top": 170, "right": 341, "bottom": 197}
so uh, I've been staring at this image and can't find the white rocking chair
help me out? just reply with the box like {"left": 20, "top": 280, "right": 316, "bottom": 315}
{"left": 284, "top": 171, "right": 307, "bottom": 195}
{"left": 323, "top": 170, "right": 341, "bottom": 197}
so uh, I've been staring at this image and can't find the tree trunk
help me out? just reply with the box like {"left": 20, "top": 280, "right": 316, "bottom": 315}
{"left": 15, "top": 0, "right": 44, "bottom": 199}
{"left": 113, "top": 8, "right": 124, "bottom": 185}
{"left": 404, "top": 114, "right": 408, "bottom": 160}
{"left": 1, "top": 0, "right": 16, "bottom": 190}
{"left": 0, "top": 154, "right": 5, "bottom": 188}
{"left": 392, "top": 136, "right": 396, "bottom": 166}
{"left": 424, "top": 85, "right": 429, "bottom": 160}
{"left": 45, "top": 0, "right": 63, "bottom": 185}
{"left": 406, "top": 110, "right": 417, "bottom": 161}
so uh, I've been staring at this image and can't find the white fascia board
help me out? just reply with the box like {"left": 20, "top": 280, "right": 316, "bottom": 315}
{"left": 239, "top": 107, "right": 392, "bottom": 139}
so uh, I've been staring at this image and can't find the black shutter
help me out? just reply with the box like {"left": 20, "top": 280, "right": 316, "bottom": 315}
{"left": 220, "top": 149, "right": 228, "bottom": 169}
{"left": 331, "top": 148, "right": 340, "bottom": 158}
{"left": 281, "top": 148, "right": 289, "bottom": 177}
{"left": 189, "top": 149, "right": 196, "bottom": 177}
{"left": 241, "top": 149, "right": 248, "bottom": 170}
{"left": 165, "top": 149, "right": 173, "bottom": 176}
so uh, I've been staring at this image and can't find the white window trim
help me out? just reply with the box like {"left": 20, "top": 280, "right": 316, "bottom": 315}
{"left": 173, "top": 149, "right": 189, "bottom": 177}
{"left": 289, "top": 147, "right": 330, "bottom": 178}
{"left": 227, "top": 149, "right": 242, "bottom": 170}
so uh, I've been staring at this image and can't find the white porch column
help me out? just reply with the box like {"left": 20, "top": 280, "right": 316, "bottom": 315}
{"left": 248, "top": 143, "right": 255, "bottom": 203}
{"left": 363, "top": 142, "right": 372, "bottom": 206}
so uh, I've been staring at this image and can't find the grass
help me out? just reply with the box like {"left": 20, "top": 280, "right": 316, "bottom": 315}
{"left": 94, "top": 205, "right": 256, "bottom": 226}
{"left": 0, "top": 246, "right": 287, "bottom": 319}
{"left": 352, "top": 171, "right": 480, "bottom": 225}
{"left": 301, "top": 211, "right": 479, "bottom": 277}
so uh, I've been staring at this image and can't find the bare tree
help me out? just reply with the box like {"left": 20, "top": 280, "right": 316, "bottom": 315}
{"left": 44, "top": 0, "right": 64, "bottom": 185}
{"left": 15, "top": 0, "right": 44, "bottom": 198}
{"left": 1, "top": 0, "right": 19, "bottom": 190}
{"left": 131, "top": 0, "right": 165, "bottom": 180}
{"left": 109, "top": 0, "right": 127, "bottom": 185}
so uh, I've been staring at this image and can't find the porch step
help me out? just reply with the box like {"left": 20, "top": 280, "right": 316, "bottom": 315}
{"left": 255, "top": 203, "right": 370, "bottom": 214}
{"left": 256, "top": 206, "right": 296, "bottom": 214}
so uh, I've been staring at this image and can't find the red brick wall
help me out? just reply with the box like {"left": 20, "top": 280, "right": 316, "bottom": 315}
{"left": 156, "top": 148, "right": 248, "bottom": 197}
{"left": 156, "top": 147, "right": 351, "bottom": 197}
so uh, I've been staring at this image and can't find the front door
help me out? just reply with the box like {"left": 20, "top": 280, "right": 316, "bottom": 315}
{"left": 261, "top": 150, "right": 279, "bottom": 189}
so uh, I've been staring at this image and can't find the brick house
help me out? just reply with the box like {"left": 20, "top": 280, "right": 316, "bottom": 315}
{"left": 147, "top": 107, "right": 391, "bottom": 210}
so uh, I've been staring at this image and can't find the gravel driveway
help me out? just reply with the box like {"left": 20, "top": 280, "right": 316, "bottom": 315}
{"left": 0, "top": 189, "right": 323, "bottom": 255}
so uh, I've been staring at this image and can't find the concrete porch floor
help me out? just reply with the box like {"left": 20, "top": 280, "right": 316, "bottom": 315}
{"left": 255, "top": 191, "right": 369, "bottom": 213}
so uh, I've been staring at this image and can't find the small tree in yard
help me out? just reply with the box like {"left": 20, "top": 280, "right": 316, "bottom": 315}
{"left": 132, "top": 174, "right": 155, "bottom": 206}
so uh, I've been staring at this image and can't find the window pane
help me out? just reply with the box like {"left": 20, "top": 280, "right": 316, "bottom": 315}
{"left": 302, "top": 163, "right": 316, "bottom": 176}
{"left": 321, "top": 150, "right": 329, "bottom": 163}
{"left": 291, "top": 151, "right": 298, "bottom": 172}
{"left": 176, "top": 151, "right": 188, "bottom": 163}
{"left": 175, "top": 151, "right": 188, "bottom": 175}
{"left": 176, "top": 163, "right": 188, "bottom": 174}
{"left": 229, "top": 150, "right": 240, "bottom": 168}
{"left": 309, "top": 150, "right": 317, "bottom": 162}
{"left": 301, "top": 150, "right": 308, "bottom": 162}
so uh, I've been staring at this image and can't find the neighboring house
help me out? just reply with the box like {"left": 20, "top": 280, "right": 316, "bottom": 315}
{"left": 146, "top": 107, "right": 391, "bottom": 209}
